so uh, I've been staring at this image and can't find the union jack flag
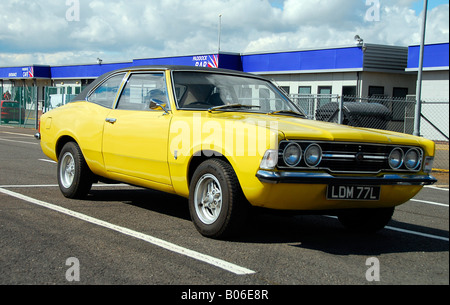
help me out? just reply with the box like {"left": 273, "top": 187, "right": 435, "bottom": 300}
{"left": 208, "top": 55, "right": 219, "bottom": 68}
{"left": 28, "top": 67, "right": 34, "bottom": 78}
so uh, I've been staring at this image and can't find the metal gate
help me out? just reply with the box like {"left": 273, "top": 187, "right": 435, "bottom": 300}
{"left": 0, "top": 85, "right": 38, "bottom": 128}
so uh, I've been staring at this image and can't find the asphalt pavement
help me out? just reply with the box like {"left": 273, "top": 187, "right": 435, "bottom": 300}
{"left": 0, "top": 125, "right": 448, "bottom": 293}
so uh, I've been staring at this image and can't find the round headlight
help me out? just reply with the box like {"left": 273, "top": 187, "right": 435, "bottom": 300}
{"left": 283, "top": 142, "right": 302, "bottom": 167}
{"left": 389, "top": 148, "right": 404, "bottom": 170}
{"left": 304, "top": 144, "right": 322, "bottom": 167}
{"left": 404, "top": 148, "right": 422, "bottom": 170}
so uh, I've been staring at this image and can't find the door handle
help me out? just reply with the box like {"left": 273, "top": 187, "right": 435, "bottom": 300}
{"left": 105, "top": 118, "right": 117, "bottom": 124}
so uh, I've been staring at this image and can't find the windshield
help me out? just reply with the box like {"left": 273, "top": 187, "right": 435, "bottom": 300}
{"left": 172, "top": 71, "right": 304, "bottom": 116}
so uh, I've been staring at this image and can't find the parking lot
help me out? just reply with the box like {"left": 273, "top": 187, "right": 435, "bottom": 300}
{"left": 0, "top": 126, "right": 448, "bottom": 289}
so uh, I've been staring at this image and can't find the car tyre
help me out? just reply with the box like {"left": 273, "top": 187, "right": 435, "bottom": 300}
{"left": 338, "top": 207, "right": 395, "bottom": 233}
{"left": 57, "top": 142, "right": 93, "bottom": 199}
{"left": 189, "top": 159, "right": 249, "bottom": 239}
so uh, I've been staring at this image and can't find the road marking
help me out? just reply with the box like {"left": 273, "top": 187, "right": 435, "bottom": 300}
{"left": 425, "top": 186, "right": 449, "bottom": 191}
{"left": 39, "top": 159, "right": 57, "bottom": 164}
{"left": 0, "top": 183, "right": 127, "bottom": 188}
{"left": 1, "top": 131, "right": 35, "bottom": 137}
{"left": 3, "top": 182, "right": 447, "bottom": 244}
{"left": 0, "top": 184, "right": 59, "bottom": 188}
{"left": 410, "top": 199, "right": 448, "bottom": 208}
{"left": 385, "top": 226, "right": 449, "bottom": 242}
{"left": 0, "top": 137, "right": 38, "bottom": 145}
{"left": 0, "top": 187, "right": 256, "bottom": 276}
{"left": 325, "top": 215, "right": 448, "bottom": 241}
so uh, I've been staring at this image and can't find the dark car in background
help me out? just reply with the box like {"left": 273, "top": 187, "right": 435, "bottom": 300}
{"left": 1, "top": 100, "right": 25, "bottom": 124}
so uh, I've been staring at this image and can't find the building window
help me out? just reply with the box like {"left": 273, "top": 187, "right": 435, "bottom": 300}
{"left": 318, "top": 86, "right": 332, "bottom": 107}
{"left": 298, "top": 86, "right": 311, "bottom": 95}
{"left": 280, "top": 86, "right": 290, "bottom": 95}
{"left": 297, "top": 86, "right": 312, "bottom": 116}
{"left": 342, "top": 86, "right": 357, "bottom": 101}
{"left": 392, "top": 87, "right": 409, "bottom": 121}
{"left": 393, "top": 87, "right": 408, "bottom": 98}
{"left": 369, "top": 86, "right": 385, "bottom": 97}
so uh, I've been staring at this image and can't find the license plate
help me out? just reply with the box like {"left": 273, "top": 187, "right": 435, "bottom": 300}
{"left": 327, "top": 185, "right": 380, "bottom": 201}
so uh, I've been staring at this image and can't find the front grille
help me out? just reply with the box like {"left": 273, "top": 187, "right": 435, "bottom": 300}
{"left": 278, "top": 141, "right": 423, "bottom": 174}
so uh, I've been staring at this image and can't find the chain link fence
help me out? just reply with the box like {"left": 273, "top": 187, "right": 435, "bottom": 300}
{"left": 1, "top": 86, "right": 38, "bottom": 129}
{"left": 290, "top": 94, "right": 449, "bottom": 140}
{"left": 1, "top": 85, "right": 79, "bottom": 128}
{"left": 43, "top": 86, "right": 77, "bottom": 113}
{"left": 1, "top": 86, "right": 448, "bottom": 171}
{"left": 290, "top": 94, "right": 449, "bottom": 171}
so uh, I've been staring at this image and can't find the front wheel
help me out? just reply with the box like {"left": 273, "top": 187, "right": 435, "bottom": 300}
{"left": 57, "top": 142, "right": 93, "bottom": 199}
{"left": 338, "top": 207, "right": 395, "bottom": 233}
{"left": 189, "top": 159, "right": 249, "bottom": 239}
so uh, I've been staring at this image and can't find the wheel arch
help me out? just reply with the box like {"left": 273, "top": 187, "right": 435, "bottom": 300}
{"left": 187, "top": 150, "right": 233, "bottom": 188}
{"left": 55, "top": 135, "right": 77, "bottom": 161}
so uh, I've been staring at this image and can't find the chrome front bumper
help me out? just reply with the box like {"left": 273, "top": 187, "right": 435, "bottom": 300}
{"left": 256, "top": 170, "right": 437, "bottom": 186}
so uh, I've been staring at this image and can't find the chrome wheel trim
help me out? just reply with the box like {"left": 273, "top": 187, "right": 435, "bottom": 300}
{"left": 60, "top": 152, "right": 75, "bottom": 189}
{"left": 194, "top": 174, "right": 223, "bottom": 225}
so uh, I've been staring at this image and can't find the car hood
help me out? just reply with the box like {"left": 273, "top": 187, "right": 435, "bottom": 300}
{"left": 219, "top": 112, "right": 427, "bottom": 147}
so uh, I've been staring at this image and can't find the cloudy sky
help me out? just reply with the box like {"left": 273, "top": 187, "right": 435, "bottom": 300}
{"left": 0, "top": 0, "right": 448, "bottom": 67}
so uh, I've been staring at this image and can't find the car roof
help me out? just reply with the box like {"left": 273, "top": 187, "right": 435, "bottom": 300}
{"left": 73, "top": 65, "right": 270, "bottom": 102}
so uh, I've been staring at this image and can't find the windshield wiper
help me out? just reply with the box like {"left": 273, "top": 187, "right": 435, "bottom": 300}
{"left": 268, "top": 110, "right": 306, "bottom": 118}
{"left": 208, "top": 104, "right": 261, "bottom": 112}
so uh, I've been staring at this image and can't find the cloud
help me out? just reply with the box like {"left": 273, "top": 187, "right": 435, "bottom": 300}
{"left": 0, "top": 0, "right": 448, "bottom": 66}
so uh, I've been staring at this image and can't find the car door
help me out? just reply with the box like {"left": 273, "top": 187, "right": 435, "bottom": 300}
{"left": 102, "top": 72, "right": 173, "bottom": 185}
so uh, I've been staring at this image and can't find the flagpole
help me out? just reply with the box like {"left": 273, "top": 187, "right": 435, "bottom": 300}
{"left": 218, "top": 14, "right": 222, "bottom": 67}
{"left": 414, "top": 0, "right": 428, "bottom": 137}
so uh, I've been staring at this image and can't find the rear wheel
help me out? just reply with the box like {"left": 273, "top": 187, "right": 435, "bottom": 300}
{"left": 189, "top": 159, "right": 249, "bottom": 239}
{"left": 57, "top": 142, "right": 93, "bottom": 199}
{"left": 338, "top": 207, "right": 395, "bottom": 233}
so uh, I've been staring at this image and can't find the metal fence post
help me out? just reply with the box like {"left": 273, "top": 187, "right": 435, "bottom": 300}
{"left": 338, "top": 95, "right": 344, "bottom": 124}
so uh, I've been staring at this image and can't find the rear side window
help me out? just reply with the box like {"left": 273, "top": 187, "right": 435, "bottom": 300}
{"left": 88, "top": 73, "right": 126, "bottom": 108}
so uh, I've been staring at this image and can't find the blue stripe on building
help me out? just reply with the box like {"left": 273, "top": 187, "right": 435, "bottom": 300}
{"left": 407, "top": 43, "right": 449, "bottom": 69}
{"left": 1, "top": 43, "right": 448, "bottom": 80}
{"left": 242, "top": 47, "right": 364, "bottom": 73}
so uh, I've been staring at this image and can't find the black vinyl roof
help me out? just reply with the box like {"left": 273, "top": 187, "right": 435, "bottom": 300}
{"left": 74, "top": 65, "right": 269, "bottom": 102}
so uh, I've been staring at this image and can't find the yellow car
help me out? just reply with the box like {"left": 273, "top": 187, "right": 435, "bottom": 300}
{"left": 36, "top": 66, "right": 437, "bottom": 239}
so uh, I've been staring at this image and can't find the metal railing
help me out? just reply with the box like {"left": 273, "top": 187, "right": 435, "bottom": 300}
{"left": 290, "top": 94, "right": 449, "bottom": 141}
{"left": 1, "top": 87, "right": 448, "bottom": 170}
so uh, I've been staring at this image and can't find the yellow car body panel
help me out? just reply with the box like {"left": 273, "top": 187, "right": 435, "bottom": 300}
{"left": 38, "top": 66, "right": 436, "bottom": 214}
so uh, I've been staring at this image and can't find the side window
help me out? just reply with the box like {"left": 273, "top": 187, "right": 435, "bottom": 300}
{"left": 116, "top": 73, "right": 169, "bottom": 111}
{"left": 88, "top": 73, "right": 126, "bottom": 108}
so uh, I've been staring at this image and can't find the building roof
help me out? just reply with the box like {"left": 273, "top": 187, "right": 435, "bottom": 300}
{"left": 1, "top": 43, "right": 448, "bottom": 80}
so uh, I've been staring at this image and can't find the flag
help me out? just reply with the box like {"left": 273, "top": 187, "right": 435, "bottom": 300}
{"left": 208, "top": 55, "right": 219, "bottom": 68}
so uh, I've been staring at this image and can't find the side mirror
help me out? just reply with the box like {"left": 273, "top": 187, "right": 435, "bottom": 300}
{"left": 149, "top": 99, "right": 169, "bottom": 115}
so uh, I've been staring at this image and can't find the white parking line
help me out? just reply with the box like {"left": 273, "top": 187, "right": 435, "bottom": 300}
{"left": 0, "top": 138, "right": 38, "bottom": 145}
{"left": 385, "top": 226, "right": 449, "bottom": 242}
{"left": 325, "top": 215, "right": 448, "bottom": 241}
{"left": 0, "top": 187, "right": 256, "bottom": 276}
{"left": 410, "top": 199, "right": 449, "bottom": 208}
{"left": 39, "top": 159, "right": 57, "bottom": 164}
{"left": 1, "top": 131, "right": 35, "bottom": 137}
{"left": 425, "top": 186, "right": 449, "bottom": 192}
{"left": 0, "top": 184, "right": 127, "bottom": 188}
{"left": 4, "top": 181, "right": 448, "bottom": 245}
